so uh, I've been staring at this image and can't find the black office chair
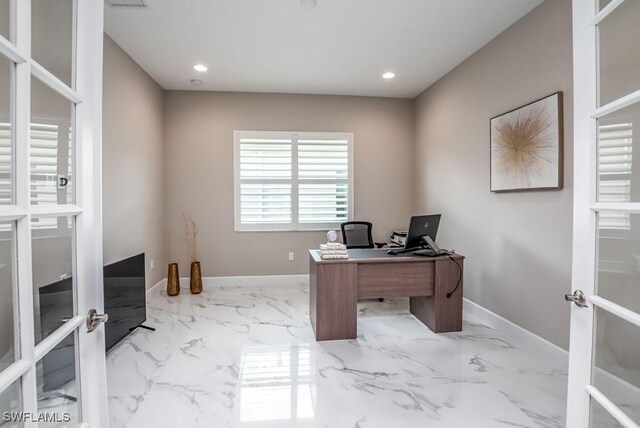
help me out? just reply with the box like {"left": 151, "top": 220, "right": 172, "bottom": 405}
{"left": 340, "top": 221, "right": 385, "bottom": 302}
{"left": 340, "top": 221, "right": 386, "bottom": 249}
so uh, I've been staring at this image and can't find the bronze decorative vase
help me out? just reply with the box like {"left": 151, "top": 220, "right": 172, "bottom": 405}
{"left": 167, "top": 263, "right": 180, "bottom": 296}
{"left": 190, "top": 261, "right": 202, "bottom": 294}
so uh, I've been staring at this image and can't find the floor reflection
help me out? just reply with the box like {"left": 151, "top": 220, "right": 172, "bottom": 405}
{"left": 239, "top": 345, "right": 315, "bottom": 423}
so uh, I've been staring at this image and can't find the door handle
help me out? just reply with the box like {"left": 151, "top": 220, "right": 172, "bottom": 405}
{"left": 86, "top": 309, "right": 109, "bottom": 332}
{"left": 565, "top": 290, "right": 588, "bottom": 308}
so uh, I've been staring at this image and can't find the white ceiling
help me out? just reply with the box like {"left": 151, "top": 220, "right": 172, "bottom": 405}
{"left": 104, "top": 0, "right": 542, "bottom": 98}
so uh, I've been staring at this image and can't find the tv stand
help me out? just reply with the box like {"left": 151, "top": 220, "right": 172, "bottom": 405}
{"left": 129, "top": 324, "right": 156, "bottom": 332}
{"left": 57, "top": 393, "right": 77, "bottom": 402}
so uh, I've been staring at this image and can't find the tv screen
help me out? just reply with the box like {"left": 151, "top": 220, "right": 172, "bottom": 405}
{"left": 38, "top": 278, "right": 74, "bottom": 392}
{"left": 38, "top": 253, "right": 146, "bottom": 393}
{"left": 104, "top": 253, "right": 146, "bottom": 352}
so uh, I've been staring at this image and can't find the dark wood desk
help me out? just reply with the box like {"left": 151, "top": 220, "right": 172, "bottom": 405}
{"left": 309, "top": 249, "right": 464, "bottom": 341}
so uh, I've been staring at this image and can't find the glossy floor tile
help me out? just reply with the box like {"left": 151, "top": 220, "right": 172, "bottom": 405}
{"left": 106, "top": 283, "right": 572, "bottom": 427}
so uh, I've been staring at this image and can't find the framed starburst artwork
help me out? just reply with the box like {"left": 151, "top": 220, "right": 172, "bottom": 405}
{"left": 490, "top": 92, "right": 563, "bottom": 192}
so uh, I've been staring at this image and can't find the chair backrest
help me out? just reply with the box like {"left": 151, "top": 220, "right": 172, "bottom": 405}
{"left": 340, "top": 221, "right": 374, "bottom": 249}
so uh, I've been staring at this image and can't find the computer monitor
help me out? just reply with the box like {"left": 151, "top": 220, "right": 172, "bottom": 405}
{"left": 404, "top": 214, "right": 441, "bottom": 250}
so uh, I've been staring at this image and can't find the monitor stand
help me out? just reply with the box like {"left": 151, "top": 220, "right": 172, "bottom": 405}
{"left": 58, "top": 393, "right": 77, "bottom": 402}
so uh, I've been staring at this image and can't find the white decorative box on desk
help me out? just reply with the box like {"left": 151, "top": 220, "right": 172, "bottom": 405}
{"left": 319, "top": 230, "right": 348, "bottom": 260}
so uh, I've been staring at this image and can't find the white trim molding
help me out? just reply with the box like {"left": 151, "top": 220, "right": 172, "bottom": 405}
{"left": 463, "top": 298, "right": 568, "bottom": 367}
{"left": 463, "top": 297, "right": 640, "bottom": 404}
{"left": 146, "top": 277, "right": 167, "bottom": 297}
{"left": 146, "top": 274, "right": 309, "bottom": 297}
{"left": 185, "top": 274, "right": 309, "bottom": 288}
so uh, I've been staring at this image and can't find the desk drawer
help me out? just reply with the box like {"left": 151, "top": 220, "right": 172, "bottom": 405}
{"left": 357, "top": 262, "right": 434, "bottom": 299}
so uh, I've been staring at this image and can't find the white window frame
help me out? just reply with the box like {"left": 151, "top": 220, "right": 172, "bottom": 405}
{"left": 234, "top": 130, "right": 354, "bottom": 232}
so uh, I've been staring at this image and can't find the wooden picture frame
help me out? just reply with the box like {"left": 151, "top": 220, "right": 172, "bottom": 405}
{"left": 490, "top": 92, "right": 563, "bottom": 192}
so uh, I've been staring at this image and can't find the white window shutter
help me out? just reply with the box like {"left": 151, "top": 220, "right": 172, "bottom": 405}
{"left": 238, "top": 136, "right": 292, "bottom": 226}
{"left": 30, "top": 123, "right": 60, "bottom": 229}
{"left": 234, "top": 131, "right": 353, "bottom": 231}
{"left": 598, "top": 122, "right": 632, "bottom": 230}
{"left": 298, "top": 138, "right": 350, "bottom": 224}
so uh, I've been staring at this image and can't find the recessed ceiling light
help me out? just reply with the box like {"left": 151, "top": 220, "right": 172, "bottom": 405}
{"left": 301, "top": 0, "right": 317, "bottom": 10}
{"left": 193, "top": 64, "right": 208, "bottom": 72}
{"left": 382, "top": 72, "right": 396, "bottom": 79}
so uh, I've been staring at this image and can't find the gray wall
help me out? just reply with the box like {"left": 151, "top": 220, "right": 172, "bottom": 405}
{"left": 413, "top": 0, "right": 574, "bottom": 349}
{"left": 162, "top": 91, "right": 414, "bottom": 276}
{"left": 103, "top": 35, "right": 166, "bottom": 287}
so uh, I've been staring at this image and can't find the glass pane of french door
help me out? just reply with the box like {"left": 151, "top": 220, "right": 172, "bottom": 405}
{"left": 597, "top": 0, "right": 640, "bottom": 107}
{"left": 0, "top": 53, "right": 13, "bottom": 205}
{"left": 0, "top": 0, "right": 9, "bottom": 41}
{"left": 0, "top": 379, "right": 21, "bottom": 428}
{"left": 31, "top": 0, "right": 75, "bottom": 87}
{"left": 591, "top": 0, "right": 640, "bottom": 426}
{"left": 30, "top": 77, "right": 74, "bottom": 206}
{"left": 598, "top": 0, "right": 615, "bottom": 12}
{"left": 37, "top": 331, "right": 78, "bottom": 426}
{"left": 32, "top": 215, "right": 75, "bottom": 345}
{"left": 0, "top": 221, "right": 16, "bottom": 372}
{"left": 591, "top": 399, "right": 625, "bottom": 428}
{"left": 596, "top": 212, "right": 640, "bottom": 313}
{"left": 596, "top": 105, "right": 637, "bottom": 204}
{"left": 592, "top": 307, "right": 640, "bottom": 424}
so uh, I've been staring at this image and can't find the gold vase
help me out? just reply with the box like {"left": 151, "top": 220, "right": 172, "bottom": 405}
{"left": 167, "top": 263, "right": 180, "bottom": 296}
{"left": 190, "top": 261, "right": 202, "bottom": 294}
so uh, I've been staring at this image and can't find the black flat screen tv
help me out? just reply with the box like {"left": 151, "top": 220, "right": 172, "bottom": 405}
{"left": 38, "top": 278, "right": 74, "bottom": 392}
{"left": 39, "top": 253, "right": 146, "bottom": 392}
{"left": 39, "top": 254, "right": 146, "bottom": 392}
{"left": 104, "top": 253, "right": 146, "bottom": 351}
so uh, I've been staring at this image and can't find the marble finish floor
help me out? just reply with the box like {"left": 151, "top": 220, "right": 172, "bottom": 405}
{"left": 106, "top": 282, "right": 571, "bottom": 428}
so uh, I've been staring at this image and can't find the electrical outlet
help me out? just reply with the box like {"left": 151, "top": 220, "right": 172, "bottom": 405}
{"left": 288, "top": 252, "right": 295, "bottom": 261}
{"left": 150, "top": 259, "right": 155, "bottom": 270}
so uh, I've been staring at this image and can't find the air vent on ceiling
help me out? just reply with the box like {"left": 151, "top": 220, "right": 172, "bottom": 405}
{"left": 105, "top": 0, "right": 147, "bottom": 8}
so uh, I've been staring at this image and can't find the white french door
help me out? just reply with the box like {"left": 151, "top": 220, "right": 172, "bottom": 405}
{"left": 567, "top": 0, "right": 640, "bottom": 427}
{"left": 0, "top": 1, "right": 107, "bottom": 427}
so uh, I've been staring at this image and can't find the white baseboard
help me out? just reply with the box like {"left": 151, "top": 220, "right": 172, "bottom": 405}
{"left": 148, "top": 274, "right": 309, "bottom": 294}
{"left": 463, "top": 298, "right": 640, "bottom": 399}
{"left": 463, "top": 297, "right": 569, "bottom": 368}
{"left": 176, "top": 274, "right": 310, "bottom": 289}
{"left": 146, "top": 278, "right": 166, "bottom": 298}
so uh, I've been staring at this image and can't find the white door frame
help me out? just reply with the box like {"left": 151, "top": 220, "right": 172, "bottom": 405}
{"left": 567, "top": 1, "right": 640, "bottom": 427}
{"left": 0, "top": 1, "right": 107, "bottom": 426}
{"left": 566, "top": 1, "right": 597, "bottom": 426}
{"left": 75, "top": 1, "right": 108, "bottom": 425}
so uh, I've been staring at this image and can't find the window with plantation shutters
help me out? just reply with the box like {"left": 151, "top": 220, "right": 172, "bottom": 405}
{"left": 234, "top": 131, "right": 354, "bottom": 231}
{"left": 598, "top": 121, "right": 632, "bottom": 230}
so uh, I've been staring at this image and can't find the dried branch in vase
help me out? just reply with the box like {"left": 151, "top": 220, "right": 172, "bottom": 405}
{"left": 183, "top": 213, "right": 199, "bottom": 263}
{"left": 165, "top": 228, "right": 172, "bottom": 261}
